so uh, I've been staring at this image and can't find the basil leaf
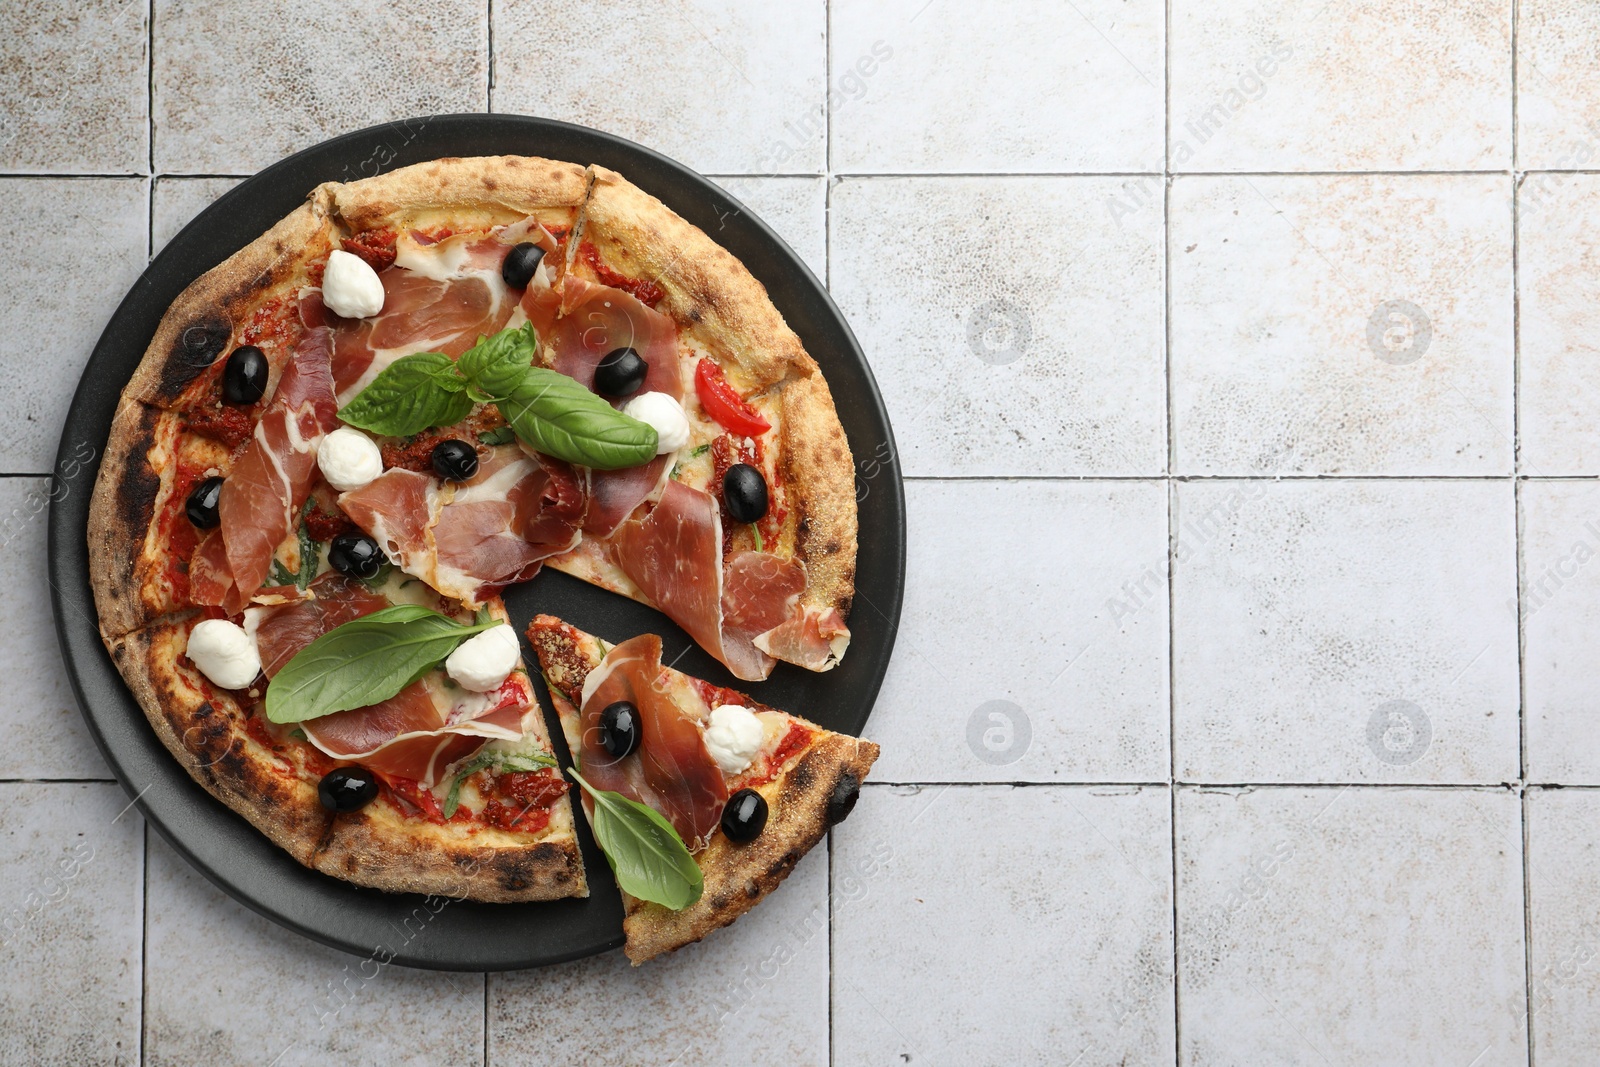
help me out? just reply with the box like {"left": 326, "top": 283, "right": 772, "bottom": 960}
{"left": 476, "top": 425, "right": 517, "bottom": 446}
{"left": 498, "top": 368, "right": 658, "bottom": 470}
{"left": 458, "top": 322, "right": 539, "bottom": 401}
{"left": 441, "top": 749, "right": 559, "bottom": 819}
{"left": 294, "top": 517, "right": 318, "bottom": 590}
{"left": 338, "top": 352, "right": 473, "bottom": 437}
{"left": 265, "top": 607, "right": 502, "bottom": 724}
{"left": 569, "top": 769, "right": 703, "bottom": 910}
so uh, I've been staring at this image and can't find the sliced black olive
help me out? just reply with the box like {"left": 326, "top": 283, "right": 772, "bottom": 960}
{"left": 721, "top": 788, "right": 768, "bottom": 842}
{"left": 431, "top": 439, "right": 479, "bottom": 482}
{"left": 825, "top": 770, "right": 862, "bottom": 826}
{"left": 185, "top": 476, "right": 224, "bottom": 528}
{"left": 722, "top": 463, "right": 769, "bottom": 524}
{"left": 222, "top": 345, "right": 268, "bottom": 405}
{"left": 328, "top": 533, "right": 384, "bottom": 580}
{"left": 594, "top": 347, "right": 648, "bottom": 397}
{"left": 318, "top": 765, "right": 380, "bottom": 812}
{"left": 599, "top": 700, "right": 641, "bottom": 760}
{"left": 501, "top": 242, "right": 546, "bottom": 289}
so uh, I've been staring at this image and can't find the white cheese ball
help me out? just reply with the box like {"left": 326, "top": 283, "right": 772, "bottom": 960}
{"left": 319, "top": 426, "right": 384, "bottom": 492}
{"left": 186, "top": 619, "right": 262, "bottom": 690}
{"left": 622, "top": 391, "right": 690, "bottom": 455}
{"left": 446, "top": 624, "right": 520, "bottom": 692}
{"left": 322, "top": 249, "right": 386, "bottom": 319}
{"left": 704, "top": 704, "right": 765, "bottom": 775}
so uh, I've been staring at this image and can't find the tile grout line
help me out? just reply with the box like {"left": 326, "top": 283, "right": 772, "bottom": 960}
{"left": 1164, "top": 2, "right": 1183, "bottom": 1061}
{"left": 1509, "top": 3, "right": 1537, "bottom": 1058}
{"left": 140, "top": 821, "right": 149, "bottom": 1067}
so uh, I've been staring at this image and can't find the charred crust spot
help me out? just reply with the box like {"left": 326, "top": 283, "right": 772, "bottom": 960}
{"left": 824, "top": 538, "right": 841, "bottom": 555}
{"left": 483, "top": 177, "right": 499, "bottom": 191}
{"left": 115, "top": 437, "right": 161, "bottom": 530}
{"left": 829, "top": 445, "right": 845, "bottom": 464}
{"left": 826, "top": 769, "right": 862, "bottom": 826}
{"left": 788, "top": 753, "right": 818, "bottom": 793}
{"left": 162, "top": 317, "right": 231, "bottom": 396}
{"left": 687, "top": 306, "right": 704, "bottom": 324}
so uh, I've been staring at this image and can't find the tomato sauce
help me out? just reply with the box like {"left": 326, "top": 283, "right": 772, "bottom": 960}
{"left": 159, "top": 462, "right": 207, "bottom": 604}
{"left": 578, "top": 241, "right": 665, "bottom": 306}
{"left": 341, "top": 229, "right": 398, "bottom": 271}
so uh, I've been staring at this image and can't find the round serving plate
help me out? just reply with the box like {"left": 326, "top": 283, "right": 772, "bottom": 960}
{"left": 46, "top": 115, "right": 904, "bottom": 970}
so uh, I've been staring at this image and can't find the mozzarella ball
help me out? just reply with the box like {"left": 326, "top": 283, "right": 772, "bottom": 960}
{"left": 186, "top": 619, "right": 262, "bottom": 690}
{"left": 622, "top": 391, "right": 690, "bottom": 455}
{"left": 322, "top": 249, "right": 386, "bottom": 319}
{"left": 704, "top": 704, "right": 765, "bottom": 775}
{"left": 319, "top": 426, "right": 384, "bottom": 492}
{"left": 446, "top": 624, "right": 521, "bottom": 692}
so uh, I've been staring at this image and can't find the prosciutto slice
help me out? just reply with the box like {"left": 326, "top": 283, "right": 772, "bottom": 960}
{"left": 189, "top": 328, "right": 339, "bottom": 615}
{"left": 338, "top": 444, "right": 586, "bottom": 606}
{"left": 313, "top": 232, "right": 520, "bottom": 405}
{"left": 252, "top": 574, "right": 528, "bottom": 785}
{"left": 523, "top": 275, "right": 683, "bottom": 536}
{"left": 609, "top": 484, "right": 853, "bottom": 681}
{"left": 576, "top": 634, "right": 726, "bottom": 848}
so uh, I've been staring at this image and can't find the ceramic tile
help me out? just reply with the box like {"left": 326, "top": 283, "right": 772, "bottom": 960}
{"left": 830, "top": 176, "right": 1166, "bottom": 477}
{"left": 493, "top": 0, "right": 825, "bottom": 175}
{"left": 0, "top": 783, "right": 143, "bottom": 1066}
{"left": 1172, "top": 480, "right": 1519, "bottom": 783}
{"left": 1519, "top": 173, "right": 1600, "bottom": 475}
{"left": 0, "top": 479, "right": 111, "bottom": 778}
{"left": 707, "top": 175, "right": 826, "bottom": 279}
{"left": 1517, "top": 0, "right": 1600, "bottom": 170}
{"left": 151, "top": 176, "right": 244, "bottom": 254}
{"left": 832, "top": 784, "right": 1174, "bottom": 1066}
{"left": 1169, "top": 0, "right": 1511, "bottom": 171}
{"left": 490, "top": 850, "right": 828, "bottom": 1065}
{"left": 869, "top": 481, "right": 1169, "bottom": 783}
{"left": 1176, "top": 786, "right": 1526, "bottom": 1066}
{"left": 0, "top": 178, "right": 147, "bottom": 472}
{"left": 143, "top": 836, "right": 482, "bottom": 1067}
{"left": 0, "top": 0, "right": 148, "bottom": 173}
{"left": 152, "top": 0, "right": 486, "bottom": 174}
{"left": 1170, "top": 174, "right": 1514, "bottom": 476}
{"left": 1522, "top": 481, "right": 1600, "bottom": 783}
{"left": 830, "top": 0, "right": 1164, "bottom": 173}
{"left": 1526, "top": 788, "right": 1600, "bottom": 1064}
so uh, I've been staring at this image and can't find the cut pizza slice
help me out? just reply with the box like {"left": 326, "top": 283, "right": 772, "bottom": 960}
{"left": 110, "top": 589, "right": 587, "bottom": 902}
{"left": 525, "top": 613, "right": 878, "bottom": 963}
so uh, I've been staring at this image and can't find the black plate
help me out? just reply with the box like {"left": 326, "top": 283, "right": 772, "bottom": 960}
{"left": 46, "top": 115, "right": 904, "bottom": 970}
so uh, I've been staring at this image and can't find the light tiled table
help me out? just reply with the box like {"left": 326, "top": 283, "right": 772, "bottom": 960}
{"left": 5, "top": 0, "right": 1600, "bottom": 1064}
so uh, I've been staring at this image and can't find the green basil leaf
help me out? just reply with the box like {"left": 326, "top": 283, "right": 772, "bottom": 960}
{"left": 265, "top": 607, "right": 502, "bottom": 724}
{"left": 476, "top": 425, "right": 517, "bottom": 446}
{"left": 441, "top": 748, "right": 559, "bottom": 819}
{"left": 458, "top": 322, "right": 539, "bottom": 401}
{"left": 569, "top": 769, "right": 703, "bottom": 910}
{"left": 498, "top": 368, "right": 658, "bottom": 470}
{"left": 338, "top": 352, "right": 473, "bottom": 437}
{"left": 294, "top": 517, "right": 318, "bottom": 591}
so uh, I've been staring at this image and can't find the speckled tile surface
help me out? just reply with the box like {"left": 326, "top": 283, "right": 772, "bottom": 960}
{"left": 12, "top": 1, "right": 1600, "bottom": 1062}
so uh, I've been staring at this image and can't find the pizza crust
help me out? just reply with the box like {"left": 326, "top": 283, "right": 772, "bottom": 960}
{"left": 320, "top": 154, "right": 589, "bottom": 233}
{"left": 88, "top": 399, "right": 169, "bottom": 642}
{"left": 112, "top": 616, "right": 587, "bottom": 902}
{"left": 123, "top": 196, "right": 338, "bottom": 410}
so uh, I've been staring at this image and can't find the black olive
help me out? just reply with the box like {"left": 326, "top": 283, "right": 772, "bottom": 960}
{"left": 722, "top": 463, "right": 769, "bottom": 524}
{"left": 318, "top": 765, "right": 380, "bottom": 812}
{"left": 328, "top": 533, "right": 384, "bottom": 580}
{"left": 825, "top": 770, "right": 862, "bottom": 826}
{"left": 431, "top": 439, "right": 479, "bottom": 482}
{"left": 721, "top": 788, "right": 768, "bottom": 842}
{"left": 594, "top": 347, "right": 648, "bottom": 397}
{"left": 599, "top": 700, "right": 641, "bottom": 760}
{"left": 222, "top": 345, "right": 268, "bottom": 405}
{"left": 185, "top": 476, "right": 224, "bottom": 528}
{"left": 501, "top": 242, "right": 546, "bottom": 289}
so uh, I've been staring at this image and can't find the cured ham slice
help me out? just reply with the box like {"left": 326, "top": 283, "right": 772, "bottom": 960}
{"left": 609, "top": 484, "right": 852, "bottom": 681}
{"left": 189, "top": 328, "right": 339, "bottom": 616}
{"left": 251, "top": 574, "right": 529, "bottom": 786}
{"left": 313, "top": 231, "right": 520, "bottom": 405}
{"left": 576, "top": 634, "right": 726, "bottom": 848}
{"left": 338, "top": 444, "right": 585, "bottom": 606}
{"left": 523, "top": 275, "right": 683, "bottom": 536}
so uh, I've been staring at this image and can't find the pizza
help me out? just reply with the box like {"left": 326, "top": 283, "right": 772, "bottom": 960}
{"left": 526, "top": 614, "right": 878, "bottom": 963}
{"left": 85, "top": 155, "right": 869, "bottom": 937}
